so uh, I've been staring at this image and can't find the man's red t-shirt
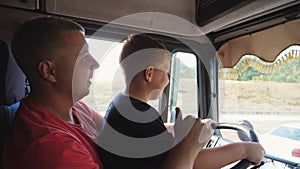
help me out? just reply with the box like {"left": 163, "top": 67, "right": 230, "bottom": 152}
{"left": 3, "top": 96, "right": 104, "bottom": 169}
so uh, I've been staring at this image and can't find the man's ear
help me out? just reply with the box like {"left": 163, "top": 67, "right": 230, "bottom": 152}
{"left": 145, "top": 66, "right": 153, "bottom": 82}
{"left": 38, "top": 60, "right": 57, "bottom": 83}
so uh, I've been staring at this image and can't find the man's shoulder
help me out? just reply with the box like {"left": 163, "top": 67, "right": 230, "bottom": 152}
{"left": 4, "top": 128, "right": 82, "bottom": 167}
{"left": 5, "top": 131, "right": 100, "bottom": 169}
{"left": 29, "top": 131, "right": 83, "bottom": 148}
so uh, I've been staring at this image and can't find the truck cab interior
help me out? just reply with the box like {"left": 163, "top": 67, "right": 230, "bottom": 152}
{"left": 1, "top": 0, "right": 300, "bottom": 168}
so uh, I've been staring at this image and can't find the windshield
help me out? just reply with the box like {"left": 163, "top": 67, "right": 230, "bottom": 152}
{"left": 83, "top": 37, "right": 300, "bottom": 165}
{"left": 218, "top": 45, "right": 300, "bottom": 162}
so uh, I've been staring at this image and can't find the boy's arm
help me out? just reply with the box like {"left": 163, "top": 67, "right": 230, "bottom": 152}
{"left": 193, "top": 142, "right": 265, "bottom": 169}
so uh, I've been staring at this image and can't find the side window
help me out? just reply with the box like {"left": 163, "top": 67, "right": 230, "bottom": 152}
{"left": 82, "top": 38, "right": 124, "bottom": 116}
{"left": 168, "top": 52, "right": 198, "bottom": 122}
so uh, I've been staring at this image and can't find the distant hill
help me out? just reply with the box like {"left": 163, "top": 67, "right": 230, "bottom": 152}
{"left": 219, "top": 80, "right": 300, "bottom": 112}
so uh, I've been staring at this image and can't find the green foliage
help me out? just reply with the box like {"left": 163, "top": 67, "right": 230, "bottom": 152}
{"left": 237, "top": 59, "right": 300, "bottom": 83}
{"left": 237, "top": 67, "right": 262, "bottom": 81}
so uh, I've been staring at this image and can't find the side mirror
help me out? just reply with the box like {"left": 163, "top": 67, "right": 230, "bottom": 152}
{"left": 292, "top": 148, "right": 300, "bottom": 158}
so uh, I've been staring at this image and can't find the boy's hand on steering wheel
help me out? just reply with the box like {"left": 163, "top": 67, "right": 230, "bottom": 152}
{"left": 173, "top": 107, "right": 214, "bottom": 148}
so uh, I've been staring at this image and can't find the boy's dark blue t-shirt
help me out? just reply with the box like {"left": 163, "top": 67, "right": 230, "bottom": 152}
{"left": 98, "top": 93, "right": 174, "bottom": 169}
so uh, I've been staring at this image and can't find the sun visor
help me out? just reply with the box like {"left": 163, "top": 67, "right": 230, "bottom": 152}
{"left": 218, "top": 19, "right": 300, "bottom": 68}
{"left": 45, "top": 0, "right": 201, "bottom": 36}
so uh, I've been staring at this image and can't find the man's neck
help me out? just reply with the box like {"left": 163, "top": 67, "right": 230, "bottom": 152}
{"left": 30, "top": 90, "right": 75, "bottom": 123}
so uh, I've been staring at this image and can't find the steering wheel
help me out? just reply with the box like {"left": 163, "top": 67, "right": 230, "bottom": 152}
{"left": 214, "top": 123, "right": 259, "bottom": 169}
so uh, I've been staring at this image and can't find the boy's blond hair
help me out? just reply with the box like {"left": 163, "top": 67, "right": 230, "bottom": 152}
{"left": 120, "top": 34, "right": 171, "bottom": 81}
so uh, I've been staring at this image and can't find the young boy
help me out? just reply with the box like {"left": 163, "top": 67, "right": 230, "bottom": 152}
{"left": 99, "top": 34, "right": 265, "bottom": 169}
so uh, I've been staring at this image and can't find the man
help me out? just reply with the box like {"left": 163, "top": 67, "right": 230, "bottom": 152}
{"left": 3, "top": 16, "right": 207, "bottom": 169}
{"left": 3, "top": 16, "right": 103, "bottom": 169}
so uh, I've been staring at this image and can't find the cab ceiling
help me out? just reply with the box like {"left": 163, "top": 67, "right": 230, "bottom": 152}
{"left": 1, "top": 0, "right": 299, "bottom": 39}
{"left": 1, "top": 0, "right": 300, "bottom": 65}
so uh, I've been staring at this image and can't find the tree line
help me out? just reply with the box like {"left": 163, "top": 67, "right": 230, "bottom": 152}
{"left": 237, "top": 59, "right": 300, "bottom": 82}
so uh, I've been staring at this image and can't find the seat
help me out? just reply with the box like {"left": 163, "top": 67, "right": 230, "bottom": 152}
{"left": 0, "top": 40, "right": 27, "bottom": 169}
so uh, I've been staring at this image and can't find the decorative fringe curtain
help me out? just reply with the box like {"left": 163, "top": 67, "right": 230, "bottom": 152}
{"left": 219, "top": 48, "right": 300, "bottom": 80}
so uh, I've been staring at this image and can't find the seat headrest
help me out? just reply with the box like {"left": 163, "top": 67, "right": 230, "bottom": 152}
{"left": 0, "top": 40, "right": 26, "bottom": 106}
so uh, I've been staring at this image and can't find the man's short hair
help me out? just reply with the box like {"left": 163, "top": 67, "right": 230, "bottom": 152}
{"left": 11, "top": 16, "right": 84, "bottom": 76}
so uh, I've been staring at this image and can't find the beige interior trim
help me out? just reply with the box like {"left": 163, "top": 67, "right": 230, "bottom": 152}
{"left": 218, "top": 19, "right": 300, "bottom": 68}
{"left": 219, "top": 46, "right": 300, "bottom": 79}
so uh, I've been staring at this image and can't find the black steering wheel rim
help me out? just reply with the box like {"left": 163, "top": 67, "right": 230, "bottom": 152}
{"left": 215, "top": 123, "right": 259, "bottom": 169}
